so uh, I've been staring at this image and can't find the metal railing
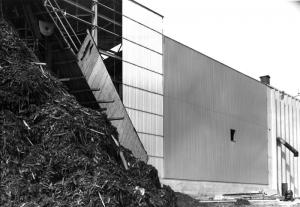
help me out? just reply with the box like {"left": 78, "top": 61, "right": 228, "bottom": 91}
{"left": 43, "top": 0, "right": 81, "bottom": 53}
{"left": 43, "top": 0, "right": 162, "bottom": 55}
{"left": 42, "top": 0, "right": 164, "bottom": 76}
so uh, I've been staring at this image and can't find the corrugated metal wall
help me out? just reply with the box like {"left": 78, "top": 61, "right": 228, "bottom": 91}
{"left": 122, "top": 0, "right": 164, "bottom": 176}
{"left": 268, "top": 89, "right": 300, "bottom": 196}
{"left": 163, "top": 37, "right": 268, "bottom": 184}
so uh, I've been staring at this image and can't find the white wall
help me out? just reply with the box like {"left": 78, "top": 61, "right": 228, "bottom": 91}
{"left": 268, "top": 88, "right": 300, "bottom": 196}
{"left": 163, "top": 37, "right": 268, "bottom": 184}
{"left": 122, "top": 0, "right": 164, "bottom": 176}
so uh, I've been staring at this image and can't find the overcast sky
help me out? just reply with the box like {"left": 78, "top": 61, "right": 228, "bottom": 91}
{"left": 134, "top": 0, "right": 300, "bottom": 96}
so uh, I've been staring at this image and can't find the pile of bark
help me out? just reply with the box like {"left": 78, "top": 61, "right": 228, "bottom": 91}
{"left": 0, "top": 19, "right": 176, "bottom": 207}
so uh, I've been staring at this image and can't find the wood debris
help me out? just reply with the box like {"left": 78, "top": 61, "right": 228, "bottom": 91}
{"left": 0, "top": 19, "right": 176, "bottom": 207}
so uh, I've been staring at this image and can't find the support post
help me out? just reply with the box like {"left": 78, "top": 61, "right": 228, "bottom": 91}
{"left": 0, "top": 0, "right": 3, "bottom": 18}
{"left": 277, "top": 137, "right": 299, "bottom": 157}
{"left": 92, "top": 0, "right": 98, "bottom": 45}
{"left": 46, "top": 39, "right": 53, "bottom": 73}
{"left": 23, "top": 5, "right": 42, "bottom": 40}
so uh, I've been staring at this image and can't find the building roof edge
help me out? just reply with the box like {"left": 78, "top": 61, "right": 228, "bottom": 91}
{"left": 128, "top": 0, "right": 164, "bottom": 18}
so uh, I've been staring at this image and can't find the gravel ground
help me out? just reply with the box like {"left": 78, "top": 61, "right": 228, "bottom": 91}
{"left": 176, "top": 192, "right": 300, "bottom": 207}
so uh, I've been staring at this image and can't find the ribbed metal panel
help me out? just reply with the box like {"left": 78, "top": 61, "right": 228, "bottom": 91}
{"left": 122, "top": 0, "right": 163, "bottom": 175}
{"left": 164, "top": 37, "right": 268, "bottom": 184}
{"left": 123, "top": 40, "right": 162, "bottom": 74}
{"left": 269, "top": 89, "right": 300, "bottom": 196}
{"left": 122, "top": 62, "right": 163, "bottom": 94}
{"left": 123, "top": 18, "right": 163, "bottom": 53}
{"left": 126, "top": 108, "right": 163, "bottom": 136}
{"left": 139, "top": 133, "right": 163, "bottom": 157}
{"left": 123, "top": 85, "right": 163, "bottom": 115}
{"left": 148, "top": 157, "right": 164, "bottom": 177}
{"left": 123, "top": 0, "right": 163, "bottom": 33}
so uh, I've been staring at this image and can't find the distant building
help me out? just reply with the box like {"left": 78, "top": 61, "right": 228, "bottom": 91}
{"left": 5, "top": 0, "right": 299, "bottom": 197}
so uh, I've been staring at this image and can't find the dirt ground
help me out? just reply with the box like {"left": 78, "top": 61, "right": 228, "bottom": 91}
{"left": 176, "top": 193, "right": 300, "bottom": 207}
{"left": 176, "top": 193, "right": 241, "bottom": 207}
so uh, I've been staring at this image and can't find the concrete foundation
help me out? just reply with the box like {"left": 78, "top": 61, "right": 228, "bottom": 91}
{"left": 162, "top": 178, "right": 276, "bottom": 197}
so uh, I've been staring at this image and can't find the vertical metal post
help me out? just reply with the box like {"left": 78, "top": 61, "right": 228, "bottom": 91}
{"left": 113, "top": 0, "right": 116, "bottom": 80}
{"left": 0, "top": 0, "right": 3, "bottom": 18}
{"left": 92, "top": 0, "right": 98, "bottom": 45}
{"left": 282, "top": 183, "right": 288, "bottom": 196}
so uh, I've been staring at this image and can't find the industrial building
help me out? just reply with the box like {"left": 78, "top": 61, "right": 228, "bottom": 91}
{"left": 163, "top": 38, "right": 300, "bottom": 197}
{"left": 4, "top": 0, "right": 300, "bottom": 197}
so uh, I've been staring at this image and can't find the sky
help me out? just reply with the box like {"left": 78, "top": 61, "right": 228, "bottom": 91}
{"left": 134, "top": 0, "right": 300, "bottom": 96}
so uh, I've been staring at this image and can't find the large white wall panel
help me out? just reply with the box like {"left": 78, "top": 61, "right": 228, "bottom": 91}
{"left": 148, "top": 157, "right": 164, "bottom": 177}
{"left": 123, "top": 0, "right": 163, "bottom": 175}
{"left": 123, "top": 85, "right": 163, "bottom": 115}
{"left": 123, "top": 0, "right": 163, "bottom": 33}
{"left": 123, "top": 18, "right": 162, "bottom": 53}
{"left": 123, "top": 62, "right": 163, "bottom": 94}
{"left": 123, "top": 40, "right": 162, "bottom": 74}
{"left": 139, "top": 133, "right": 163, "bottom": 157}
{"left": 164, "top": 37, "right": 268, "bottom": 184}
{"left": 267, "top": 89, "right": 277, "bottom": 192}
{"left": 126, "top": 108, "right": 163, "bottom": 136}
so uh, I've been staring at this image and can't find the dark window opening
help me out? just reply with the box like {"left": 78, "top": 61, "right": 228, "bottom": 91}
{"left": 230, "top": 129, "right": 236, "bottom": 142}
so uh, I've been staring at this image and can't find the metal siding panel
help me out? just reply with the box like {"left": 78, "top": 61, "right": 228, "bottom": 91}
{"left": 281, "top": 102, "right": 287, "bottom": 183}
{"left": 123, "top": 0, "right": 163, "bottom": 33}
{"left": 292, "top": 101, "right": 296, "bottom": 193}
{"left": 127, "top": 108, "right": 163, "bottom": 136}
{"left": 276, "top": 94, "right": 282, "bottom": 194}
{"left": 293, "top": 100, "right": 297, "bottom": 194}
{"left": 123, "top": 17, "right": 163, "bottom": 53}
{"left": 289, "top": 101, "right": 293, "bottom": 192}
{"left": 139, "top": 133, "right": 163, "bottom": 157}
{"left": 122, "top": 62, "right": 163, "bottom": 94}
{"left": 271, "top": 91, "right": 300, "bottom": 197}
{"left": 148, "top": 157, "right": 164, "bottom": 177}
{"left": 294, "top": 101, "right": 299, "bottom": 195}
{"left": 281, "top": 102, "right": 285, "bottom": 184}
{"left": 122, "top": 4, "right": 163, "bottom": 172}
{"left": 290, "top": 102, "right": 294, "bottom": 190}
{"left": 212, "top": 61, "right": 267, "bottom": 125}
{"left": 268, "top": 88, "right": 277, "bottom": 190}
{"left": 123, "top": 40, "right": 162, "bottom": 74}
{"left": 164, "top": 37, "right": 268, "bottom": 184}
{"left": 295, "top": 102, "right": 298, "bottom": 196}
{"left": 284, "top": 103, "right": 288, "bottom": 184}
{"left": 295, "top": 108, "right": 300, "bottom": 197}
{"left": 294, "top": 105, "right": 297, "bottom": 195}
{"left": 287, "top": 103, "right": 291, "bottom": 189}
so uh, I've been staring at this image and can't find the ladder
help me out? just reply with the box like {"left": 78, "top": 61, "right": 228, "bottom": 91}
{"left": 77, "top": 31, "right": 148, "bottom": 162}
{"left": 42, "top": 0, "right": 148, "bottom": 162}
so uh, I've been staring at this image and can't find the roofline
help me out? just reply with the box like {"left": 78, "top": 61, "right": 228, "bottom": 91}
{"left": 163, "top": 35, "right": 264, "bottom": 85}
{"left": 128, "top": 0, "right": 164, "bottom": 18}
{"left": 266, "top": 84, "right": 300, "bottom": 102}
{"left": 163, "top": 35, "right": 300, "bottom": 102}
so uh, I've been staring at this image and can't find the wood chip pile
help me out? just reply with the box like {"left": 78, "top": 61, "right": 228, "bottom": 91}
{"left": 0, "top": 19, "right": 177, "bottom": 207}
